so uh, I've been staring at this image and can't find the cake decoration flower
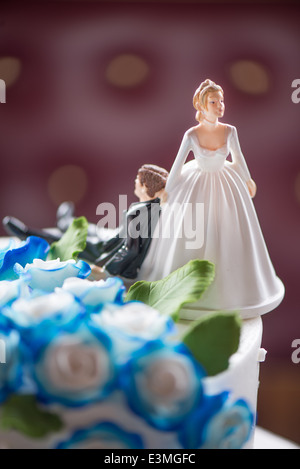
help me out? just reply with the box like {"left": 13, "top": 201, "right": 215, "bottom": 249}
{"left": 3, "top": 290, "right": 83, "bottom": 333}
{"left": 0, "top": 279, "right": 30, "bottom": 309}
{"left": 120, "top": 340, "right": 206, "bottom": 430}
{"left": 0, "top": 329, "right": 22, "bottom": 403}
{"left": 55, "top": 421, "right": 144, "bottom": 449}
{"left": 178, "top": 392, "right": 254, "bottom": 449}
{"left": 30, "top": 322, "right": 116, "bottom": 407}
{"left": 0, "top": 238, "right": 16, "bottom": 265}
{"left": 0, "top": 236, "right": 50, "bottom": 281}
{"left": 200, "top": 398, "right": 254, "bottom": 449}
{"left": 59, "top": 276, "right": 125, "bottom": 311}
{"left": 14, "top": 258, "right": 91, "bottom": 292}
{"left": 91, "top": 301, "right": 174, "bottom": 362}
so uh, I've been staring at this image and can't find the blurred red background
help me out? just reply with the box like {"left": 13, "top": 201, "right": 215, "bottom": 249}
{"left": 0, "top": 0, "right": 299, "bottom": 444}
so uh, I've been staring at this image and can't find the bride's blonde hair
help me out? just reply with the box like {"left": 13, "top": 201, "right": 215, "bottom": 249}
{"left": 193, "top": 79, "right": 224, "bottom": 122}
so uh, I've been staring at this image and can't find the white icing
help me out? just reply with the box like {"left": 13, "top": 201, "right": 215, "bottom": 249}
{"left": 258, "top": 348, "right": 267, "bottom": 362}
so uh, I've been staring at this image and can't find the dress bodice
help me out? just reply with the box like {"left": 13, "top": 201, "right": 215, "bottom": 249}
{"left": 190, "top": 131, "right": 229, "bottom": 172}
{"left": 165, "top": 124, "right": 252, "bottom": 194}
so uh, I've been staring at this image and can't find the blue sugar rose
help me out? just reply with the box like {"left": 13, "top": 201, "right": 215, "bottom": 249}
{"left": 14, "top": 258, "right": 91, "bottom": 292}
{"left": 55, "top": 421, "right": 144, "bottom": 449}
{"left": 201, "top": 398, "right": 254, "bottom": 449}
{"left": 0, "top": 279, "right": 30, "bottom": 309}
{"left": 59, "top": 276, "right": 125, "bottom": 311}
{"left": 120, "top": 340, "right": 206, "bottom": 431}
{"left": 91, "top": 302, "right": 174, "bottom": 363}
{"left": 0, "top": 236, "right": 50, "bottom": 281}
{"left": 29, "top": 322, "right": 116, "bottom": 407}
{"left": 3, "top": 290, "right": 83, "bottom": 334}
{"left": 179, "top": 392, "right": 254, "bottom": 449}
{"left": 0, "top": 238, "right": 15, "bottom": 267}
{"left": 0, "top": 278, "right": 31, "bottom": 329}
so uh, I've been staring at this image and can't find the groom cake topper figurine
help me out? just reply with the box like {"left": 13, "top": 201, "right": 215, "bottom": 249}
{"left": 3, "top": 164, "right": 169, "bottom": 281}
{"left": 137, "top": 79, "right": 284, "bottom": 319}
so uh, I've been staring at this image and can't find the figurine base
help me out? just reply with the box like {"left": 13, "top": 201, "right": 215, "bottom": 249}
{"left": 179, "top": 277, "right": 285, "bottom": 320}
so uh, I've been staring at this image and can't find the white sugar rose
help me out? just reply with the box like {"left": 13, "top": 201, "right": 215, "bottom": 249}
{"left": 6, "top": 290, "right": 79, "bottom": 329}
{"left": 120, "top": 341, "right": 205, "bottom": 430}
{"left": 59, "top": 276, "right": 125, "bottom": 309}
{"left": 0, "top": 279, "right": 29, "bottom": 308}
{"left": 91, "top": 302, "right": 174, "bottom": 363}
{"left": 14, "top": 258, "right": 91, "bottom": 292}
{"left": 32, "top": 325, "right": 116, "bottom": 406}
{"left": 45, "top": 337, "right": 111, "bottom": 392}
{"left": 12, "top": 290, "right": 75, "bottom": 321}
{"left": 93, "top": 302, "right": 173, "bottom": 340}
{"left": 143, "top": 356, "right": 193, "bottom": 405}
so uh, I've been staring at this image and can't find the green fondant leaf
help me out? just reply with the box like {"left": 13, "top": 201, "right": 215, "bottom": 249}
{"left": 0, "top": 394, "right": 63, "bottom": 438}
{"left": 48, "top": 216, "right": 88, "bottom": 261}
{"left": 125, "top": 260, "right": 215, "bottom": 321}
{"left": 182, "top": 311, "right": 242, "bottom": 376}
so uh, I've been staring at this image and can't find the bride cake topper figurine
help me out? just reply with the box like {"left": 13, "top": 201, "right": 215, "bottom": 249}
{"left": 138, "top": 79, "right": 284, "bottom": 319}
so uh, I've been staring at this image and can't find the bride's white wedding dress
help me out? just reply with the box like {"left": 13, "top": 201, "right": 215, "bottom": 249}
{"left": 137, "top": 125, "right": 284, "bottom": 319}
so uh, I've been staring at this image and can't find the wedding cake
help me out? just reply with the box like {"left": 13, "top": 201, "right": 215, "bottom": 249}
{"left": 0, "top": 229, "right": 267, "bottom": 450}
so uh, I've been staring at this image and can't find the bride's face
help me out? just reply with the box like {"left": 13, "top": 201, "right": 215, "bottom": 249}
{"left": 205, "top": 91, "right": 225, "bottom": 119}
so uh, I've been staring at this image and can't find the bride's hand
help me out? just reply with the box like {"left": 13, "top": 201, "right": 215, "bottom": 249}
{"left": 247, "top": 179, "right": 257, "bottom": 198}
